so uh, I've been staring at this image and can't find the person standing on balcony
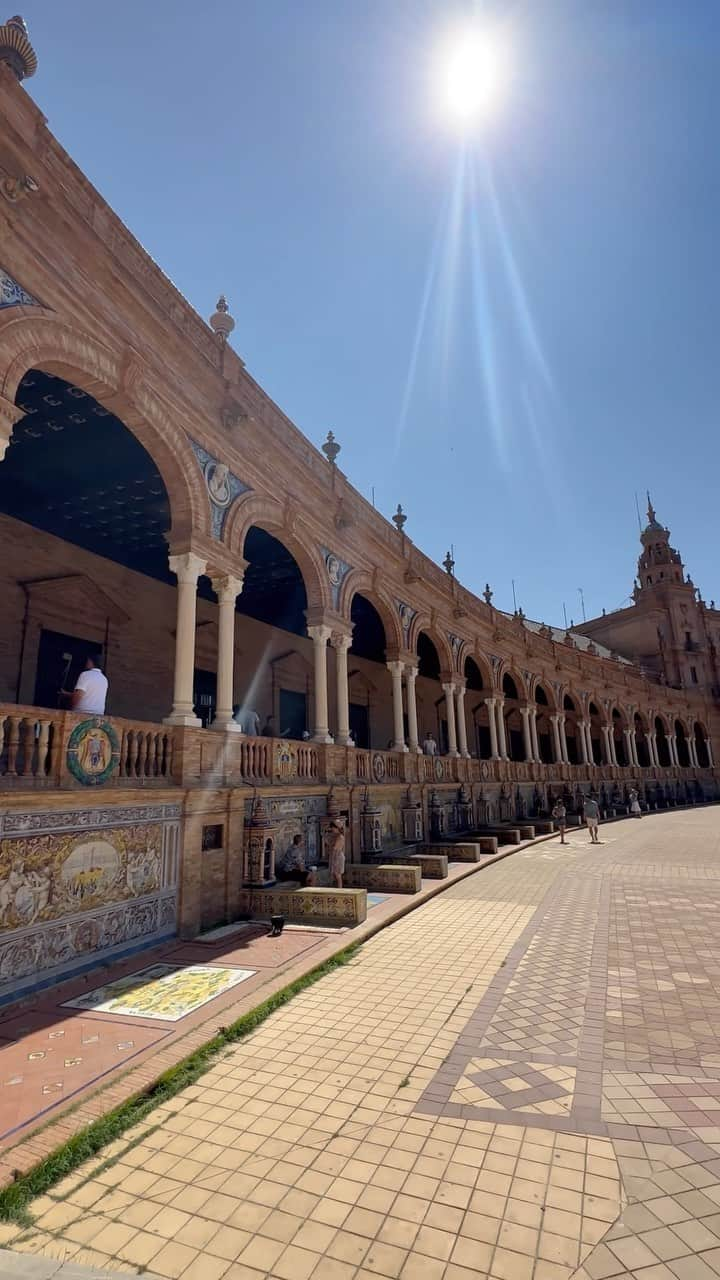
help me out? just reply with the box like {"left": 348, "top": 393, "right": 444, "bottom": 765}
{"left": 62, "top": 655, "right": 108, "bottom": 715}
{"left": 423, "top": 732, "right": 437, "bottom": 756}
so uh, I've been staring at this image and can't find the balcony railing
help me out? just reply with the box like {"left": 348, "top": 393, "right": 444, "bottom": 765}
{"left": 0, "top": 702, "right": 714, "bottom": 792}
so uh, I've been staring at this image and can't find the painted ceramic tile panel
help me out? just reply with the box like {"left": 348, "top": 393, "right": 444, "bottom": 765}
{"left": 0, "top": 825, "right": 162, "bottom": 931}
{"left": 64, "top": 963, "right": 255, "bottom": 1021}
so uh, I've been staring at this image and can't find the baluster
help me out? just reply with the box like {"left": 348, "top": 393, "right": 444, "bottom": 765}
{"left": 37, "top": 720, "right": 51, "bottom": 777}
{"left": 0, "top": 713, "right": 6, "bottom": 776}
{"left": 159, "top": 732, "right": 168, "bottom": 777}
{"left": 166, "top": 732, "right": 175, "bottom": 779}
{"left": 127, "top": 729, "right": 140, "bottom": 778}
{"left": 138, "top": 731, "right": 150, "bottom": 777}
{"left": 152, "top": 733, "right": 161, "bottom": 777}
{"left": 6, "top": 716, "right": 21, "bottom": 776}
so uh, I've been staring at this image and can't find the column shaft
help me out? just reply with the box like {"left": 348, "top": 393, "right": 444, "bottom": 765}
{"left": 443, "top": 682, "right": 459, "bottom": 756}
{"left": 211, "top": 574, "right": 244, "bottom": 731}
{"left": 496, "top": 697, "right": 509, "bottom": 760}
{"left": 406, "top": 666, "right": 420, "bottom": 753}
{"left": 578, "top": 720, "right": 590, "bottom": 765}
{"left": 486, "top": 697, "right": 500, "bottom": 760}
{"left": 388, "top": 661, "right": 408, "bottom": 752}
{"left": 530, "top": 708, "right": 540, "bottom": 763}
{"left": 332, "top": 633, "right": 352, "bottom": 746}
{"left": 455, "top": 686, "right": 469, "bottom": 757}
{"left": 165, "top": 552, "right": 207, "bottom": 727}
{"left": 309, "top": 625, "right": 333, "bottom": 743}
{"left": 551, "top": 715, "right": 563, "bottom": 764}
{"left": 559, "top": 716, "right": 570, "bottom": 764}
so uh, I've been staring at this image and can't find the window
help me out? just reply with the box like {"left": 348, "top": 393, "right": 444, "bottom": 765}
{"left": 691, "top": 667, "right": 698, "bottom": 684}
{"left": 647, "top": 576, "right": 652, "bottom": 585}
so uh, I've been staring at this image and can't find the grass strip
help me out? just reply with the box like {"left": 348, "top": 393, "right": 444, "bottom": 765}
{"left": 0, "top": 939, "right": 362, "bottom": 1223}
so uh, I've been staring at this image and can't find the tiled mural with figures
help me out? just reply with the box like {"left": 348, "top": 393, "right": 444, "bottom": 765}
{"left": 0, "top": 803, "right": 181, "bottom": 997}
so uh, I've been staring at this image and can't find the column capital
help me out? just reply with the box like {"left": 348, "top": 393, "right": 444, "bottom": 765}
{"left": 211, "top": 572, "right": 244, "bottom": 604}
{"left": 308, "top": 623, "right": 332, "bottom": 644}
{"left": 519, "top": 704, "right": 531, "bottom": 717}
{"left": 454, "top": 680, "right": 467, "bottom": 695}
{"left": 404, "top": 663, "right": 419, "bottom": 681}
{"left": 168, "top": 551, "right": 207, "bottom": 585}
{"left": 387, "top": 659, "right": 406, "bottom": 677}
{"left": 330, "top": 629, "right": 353, "bottom": 651}
{"left": 441, "top": 680, "right": 455, "bottom": 695}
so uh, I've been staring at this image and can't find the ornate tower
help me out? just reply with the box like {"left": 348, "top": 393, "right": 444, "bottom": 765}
{"left": 634, "top": 495, "right": 685, "bottom": 598}
{"left": 0, "top": 16, "right": 37, "bottom": 82}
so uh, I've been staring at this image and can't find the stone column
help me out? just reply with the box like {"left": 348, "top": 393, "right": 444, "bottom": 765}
{"left": 668, "top": 733, "right": 679, "bottom": 767}
{"left": 688, "top": 736, "right": 699, "bottom": 769}
{"left": 442, "top": 682, "right": 459, "bottom": 757}
{"left": 520, "top": 706, "right": 533, "bottom": 763}
{"left": 332, "top": 632, "right": 353, "bottom": 746}
{"left": 623, "top": 728, "right": 635, "bottom": 768}
{"left": 455, "top": 684, "right": 470, "bottom": 757}
{"left": 586, "top": 722, "right": 596, "bottom": 765}
{"left": 387, "top": 661, "right": 408, "bottom": 752}
{"left": 707, "top": 738, "right": 715, "bottom": 769}
{"left": 211, "top": 572, "right": 244, "bottom": 731}
{"left": 529, "top": 708, "right": 540, "bottom": 763}
{"left": 308, "top": 624, "right": 333, "bottom": 743}
{"left": 405, "top": 665, "right": 421, "bottom": 753}
{"left": 496, "top": 695, "right": 509, "bottom": 760}
{"left": 559, "top": 716, "right": 570, "bottom": 765}
{"left": 576, "top": 720, "right": 589, "bottom": 765}
{"left": 601, "top": 724, "right": 612, "bottom": 766}
{"left": 165, "top": 551, "right": 207, "bottom": 727}
{"left": 550, "top": 714, "right": 563, "bottom": 764}
{"left": 486, "top": 696, "right": 500, "bottom": 761}
{"left": 646, "top": 732, "right": 657, "bottom": 767}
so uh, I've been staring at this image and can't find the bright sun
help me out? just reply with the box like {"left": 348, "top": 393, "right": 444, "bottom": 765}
{"left": 440, "top": 25, "right": 508, "bottom": 128}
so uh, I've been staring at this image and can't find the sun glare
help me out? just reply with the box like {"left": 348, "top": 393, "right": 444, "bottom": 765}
{"left": 440, "top": 25, "right": 508, "bottom": 129}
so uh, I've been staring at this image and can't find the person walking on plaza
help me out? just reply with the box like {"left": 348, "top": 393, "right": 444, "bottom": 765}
{"left": 551, "top": 798, "right": 567, "bottom": 844}
{"left": 61, "top": 654, "right": 108, "bottom": 715}
{"left": 583, "top": 794, "right": 601, "bottom": 843}
{"left": 629, "top": 787, "right": 642, "bottom": 818}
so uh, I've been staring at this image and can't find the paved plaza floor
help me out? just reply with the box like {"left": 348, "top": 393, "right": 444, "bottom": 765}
{"left": 2, "top": 808, "right": 720, "bottom": 1279}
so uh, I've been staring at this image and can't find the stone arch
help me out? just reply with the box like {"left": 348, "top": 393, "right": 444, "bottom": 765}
{"left": 0, "top": 312, "right": 208, "bottom": 544}
{"left": 693, "top": 720, "right": 711, "bottom": 768}
{"left": 530, "top": 676, "right": 558, "bottom": 710}
{"left": 225, "top": 492, "right": 329, "bottom": 614}
{"left": 337, "top": 571, "right": 403, "bottom": 654}
{"left": 497, "top": 663, "right": 528, "bottom": 702}
{"left": 407, "top": 616, "right": 454, "bottom": 674}
{"left": 674, "top": 717, "right": 691, "bottom": 768}
{"left": 654, "top": 712, "right": 672, "bottom": 767}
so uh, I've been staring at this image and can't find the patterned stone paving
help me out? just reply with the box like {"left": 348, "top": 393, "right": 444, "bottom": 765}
{"left": 2, "top": 808, "right": 720, "bottom": 1279}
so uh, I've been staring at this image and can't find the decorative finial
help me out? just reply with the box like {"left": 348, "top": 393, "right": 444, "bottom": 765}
{"left": 0, "top": 14, "right": 37, "bottom": 81}
{"left": 443, "top": 550, "right": 455, "bottom": 576}
{"left": 482, "top": 583, "right": 493, "bottom": 605}
{"left": 646, "top": 489, "right": 656, "bottom": 523}
{"left": 321, "top": 431, "right": 340, "bottom": 464}
{"left": 392, "top": 503, "right": 406, "bottom": 532}
{"left": 209, "top": 295, "right": 235, "bottom": 345}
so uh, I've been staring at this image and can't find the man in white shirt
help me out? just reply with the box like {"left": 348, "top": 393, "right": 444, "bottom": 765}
{"left": 423, "top": 732, "right": 438, "bottom": 756}
{"left": 65, "top": 656, "right": 108, "bottom": 715}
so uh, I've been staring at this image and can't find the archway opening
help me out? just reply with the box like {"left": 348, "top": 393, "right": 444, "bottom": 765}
{"left": 465, "top": 656, "right": 488, "bottom": 758}
{"left": 418, "top": 632, "right": 443, "bottom": 748}
{"left": 535, "top": 684, "right": 554, "bottom": 764}
{"left": 694, "top": 722, "right": 710, "bottom": 769}
{"left": 655, "top": 716, "right": 671, "bottom": 767}
{"left": 613, "top": 708, "right": 627, "bottom": 767}
{"left": 634, "top": 712, "right": 650, "bottom": 767}
{"left": 2, "top": 368, "right": 176, "bottom": 721}
{"left": 502, "top": 672, "right": 526, "bottom": 762}
{"left": 238, "top": 527, "right": 310, "bottom": 738}
{"left": 563, "top": 693, "right": 579, "bottom": 765}
{"left": 348, "top": 594, "right": 388, "bottom": 747}
{"left": 589, "top": 701, "right": 602, "bottom": 765}
{"left": 675, "top": 719, "right": 690, "bottom": 768}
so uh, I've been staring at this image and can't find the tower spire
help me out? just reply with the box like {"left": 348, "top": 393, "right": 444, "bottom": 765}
{"left": 646, "top": 489, "right": 656, "bottom": 524}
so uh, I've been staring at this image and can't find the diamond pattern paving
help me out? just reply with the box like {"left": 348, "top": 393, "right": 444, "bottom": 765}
{"left": 3, "top": 808, "right": 720, "bottom": 1280}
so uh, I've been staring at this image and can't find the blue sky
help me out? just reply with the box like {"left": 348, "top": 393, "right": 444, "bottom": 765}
{"left": 19, "top": 0, "right": 720, "bottom": 625}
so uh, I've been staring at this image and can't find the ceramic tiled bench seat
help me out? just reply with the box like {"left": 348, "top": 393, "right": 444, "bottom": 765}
{"left": 415, "top": 841, "right": 484, "bottom": 862}
{"left": 406, "top": 853, "right": 449, "bottom": 879}
{"left": 242, "top": 885, "right": 367, "bottom": 926}
{"left": 344, "top": 863, "right": 421, "bottom": 894}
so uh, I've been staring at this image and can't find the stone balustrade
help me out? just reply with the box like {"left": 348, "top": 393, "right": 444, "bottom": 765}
{"left": 0, "top": 701, "right": 715, "bottom": 795}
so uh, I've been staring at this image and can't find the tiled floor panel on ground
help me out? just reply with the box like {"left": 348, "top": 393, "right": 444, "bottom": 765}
{"left": 2, "top": 809, "right": 720, "bottom": 1278}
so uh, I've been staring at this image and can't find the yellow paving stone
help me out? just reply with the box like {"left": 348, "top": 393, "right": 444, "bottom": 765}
{"left": 143, "top": 1239, "right": 198, "bottom": 1278}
